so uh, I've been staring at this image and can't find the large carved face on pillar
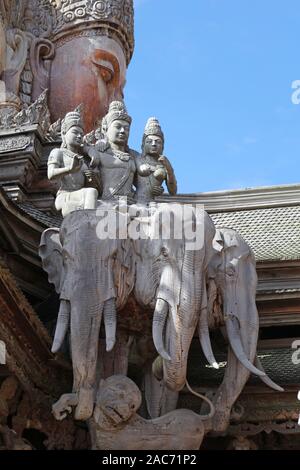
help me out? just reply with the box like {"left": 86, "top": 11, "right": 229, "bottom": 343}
{"left": 27, "top": 0, "right": 134, "bottom": 131}
{"left": 47, "top": 35, "right": 127, "bottom": 132}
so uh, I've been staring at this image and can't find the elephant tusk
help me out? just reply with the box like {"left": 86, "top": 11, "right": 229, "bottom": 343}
{"left": 225, "top": 315, "right": 266, "bottom": 377}
{"left": 152, "top": 298, "right": 171, "bottom": 361}
{"left": 198, "top": 309, "right": 219, "bottom": 369}
{"left": 103, "top": 298, "right": 117, "bottom": 352}
{"left": 198, "top": 280, "right": 219, "bottom": 369}
{"left": 51, "top": 300, "right": 70, "bottom": 354}
{"left": 254, "top": 355, "right": 284, "bottom": 392}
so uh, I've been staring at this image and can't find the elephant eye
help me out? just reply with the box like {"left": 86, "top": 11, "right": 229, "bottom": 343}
{"left": 161, "top": 247, "right": 169, "bottom": 257}
{"left": 226, "top": 267, "right": 236, "bottom": 277}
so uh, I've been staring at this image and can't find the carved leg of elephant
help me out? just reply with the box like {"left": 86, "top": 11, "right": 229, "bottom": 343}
{"left": 162, "top": 248, "right": 205, "bottom": 392}
{"left": 71, "top": 298, "right": 104, "bottom": 421}
{"left": 211, "top": 299, "right": 259, "bottom": 432}
{"left": 211, "top": 347, "right": 250, "bottom": 433}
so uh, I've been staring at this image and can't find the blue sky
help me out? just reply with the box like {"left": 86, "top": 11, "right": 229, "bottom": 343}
{"left": 126, "top": 0, "right": 300, "bottom": 194}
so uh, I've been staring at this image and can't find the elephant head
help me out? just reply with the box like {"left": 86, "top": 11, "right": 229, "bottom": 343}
{"left": 200, "top": 228, "right": 283, "bottom": 432}
{"left": 39, "top": 210, "right": 136, "bottom": 420}
{"left": 134, "top": 204, "right": 216, "bottom": 393}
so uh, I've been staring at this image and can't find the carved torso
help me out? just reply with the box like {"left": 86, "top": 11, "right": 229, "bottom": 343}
{"left": 48, "top": 148, "right": 88, "bottom": 193}
{"left": 136, "top": 154, "right": 167, "bottom": 202}
{"left": 94, "top": 147, "right": 136, "bottom": 200}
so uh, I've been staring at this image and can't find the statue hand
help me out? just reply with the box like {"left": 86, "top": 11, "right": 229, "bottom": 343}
{"left": 84, "top": 170, "right": 102, "bottom": 193}
{"left": 158, "top": 155, "right": 167, "bottom": 165}
{"left": 84, "top": 169, "right": 94, "bottom": 182}
{"left": 152, "top": 185, "right": 164, "bottom": 197}
{"left": 153, "top": 167, "right": 167, "bottom": 183}
{"left": 158, "top": 155, "right": 172, "bottom": 172}
{"left": 67, "top": 156, "right": 81, "bottom": 174}
{"left": 52, "top": 393, "right": 78, "bottom": 421}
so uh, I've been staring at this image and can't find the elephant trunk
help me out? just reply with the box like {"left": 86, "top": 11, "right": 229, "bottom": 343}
{"left": 212, "top": 261, "right": 261, "bottom": 432}
{"left": 162, "top": 248, "right": 203, "bottom": 392}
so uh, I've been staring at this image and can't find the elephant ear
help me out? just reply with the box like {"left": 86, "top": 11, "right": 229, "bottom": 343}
{"left": 39, "top": 228, "right": 63, "bottom": 293}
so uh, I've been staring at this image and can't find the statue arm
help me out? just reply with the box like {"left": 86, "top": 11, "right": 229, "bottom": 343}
{"left": 84, "top": 145, "right": 97, "bottom": 168}
{"left": 84, "top": 141, "right": 108, "bottom": 169}
{"left": 158, "top": 155, "right": 177, "bottom": 195}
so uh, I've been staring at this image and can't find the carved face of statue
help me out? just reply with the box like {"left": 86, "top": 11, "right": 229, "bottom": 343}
{"left": 47, "top": 35, "right": 127, "bottom": 133}
{"left": 95, "top": 376, "right": 141, "bottom": 427}
{"left": 144, "top": 135, "right": 163, "bottom": 157}
{"left": 106, "top": 119, "right": 130, "bottom": 147}
{"left": 63, "top": 125, "right": 84, "bottom": 150}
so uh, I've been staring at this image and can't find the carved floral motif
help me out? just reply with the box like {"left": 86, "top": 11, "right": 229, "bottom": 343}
{"left": 0, "top": 90, "right": 51, "bottom": 134}
{"left": 0, "top": 136, "right": 31, "bottom": 153}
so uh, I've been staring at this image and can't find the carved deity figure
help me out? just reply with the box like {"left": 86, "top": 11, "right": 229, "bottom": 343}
{"left": 88, "top": 101, "right": 137, "bottom": 202}
{"left": 0, "top": 0, "right": 134, "bottom": 132}
{"left": 48, "top": 108, "right": 98, "bottom": 217}
{"left": 136, "top": 118, "right": 177, "bottom": 202}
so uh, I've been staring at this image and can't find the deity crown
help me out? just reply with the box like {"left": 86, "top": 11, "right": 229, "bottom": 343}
{"left": 143, "top": 117, "right": 165, "bottom": 148}
{"left": 8, "top": 0, "right": 134, "bottom": 65}
{"left": 61, "top": 107, "right": 84, "bottom": 135}
{"left": 102, "top": 101, "right": 132, "bottom": 133}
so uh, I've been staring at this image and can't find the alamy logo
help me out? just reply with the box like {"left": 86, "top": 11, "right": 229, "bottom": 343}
{"left": 291, "top": 340, "right": 300, "bottom": 365}
{"left": 0, "top": 341, "right": 6, "bottom": 365}
{"left": 95, "top": 200, "right": 205, "bottom": 251}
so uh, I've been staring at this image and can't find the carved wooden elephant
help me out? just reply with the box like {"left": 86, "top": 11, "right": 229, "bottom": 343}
{"left": 40, "top": 205, "right": 282, "bottom": 429}
{"left": 200, "top": 228, "right": 283, "bottom": 432}
{"left": 138, "top": 225, "right": 283, "bottom": 426}
{"left": 40, "top": 202, "right": 215, "bottom": 420}
{"left": 133, "top": 207, "right": 216, "bottom": 394}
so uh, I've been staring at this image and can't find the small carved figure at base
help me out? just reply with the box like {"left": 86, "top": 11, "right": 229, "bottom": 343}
{"left": 88, "top": 375, "right": 213, "bottom": 450}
